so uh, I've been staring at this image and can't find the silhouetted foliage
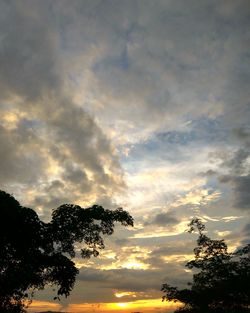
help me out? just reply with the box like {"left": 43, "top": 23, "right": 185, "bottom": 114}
{"left": 162, "top": 218, "right": 250, "bottom": 313}
{"left": 0, "top": 190, "right": 133, "bottom": 312}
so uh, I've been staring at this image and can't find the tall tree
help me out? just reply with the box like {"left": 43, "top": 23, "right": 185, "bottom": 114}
{"left": 162, "top": 218, "right": 250, "bottom": 313}
{"left": 0, "top": 190, "right": 133, "bottom": 312}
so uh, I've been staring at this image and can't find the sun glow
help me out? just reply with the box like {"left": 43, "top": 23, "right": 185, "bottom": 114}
{"left": 29, "top": 298, "right": 180, "bottom": 313}
{"left": 116, "top": 302, "right": 128, "bottom": 308}
{"left": 121, "top": 260, "right": 148, "bottom": 269}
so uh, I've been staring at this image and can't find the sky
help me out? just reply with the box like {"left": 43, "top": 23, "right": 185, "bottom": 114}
{"left": 0, "top": 0, "right": 250, "bottom": 312}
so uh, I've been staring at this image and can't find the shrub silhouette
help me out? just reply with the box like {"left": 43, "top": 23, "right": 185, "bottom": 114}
{"left": 162, "top": 218, "right": 250, "bottom": 313}
{"left": 0, "top": 190, "right": 133, "bottom": 312}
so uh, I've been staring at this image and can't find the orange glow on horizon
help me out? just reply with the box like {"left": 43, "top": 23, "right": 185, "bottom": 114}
{"left": 116, "top": 302, "right": 128, "bottom": 308}
{"left": 29, "top": 298, "right": 180, "bottom": 313}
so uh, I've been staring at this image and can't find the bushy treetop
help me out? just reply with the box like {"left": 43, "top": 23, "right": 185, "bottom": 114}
{"left": 0, "top": 190, "right": 133, "bottom": 312}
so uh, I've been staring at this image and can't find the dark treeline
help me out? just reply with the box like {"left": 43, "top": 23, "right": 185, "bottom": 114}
{"left": 162, "top": 218, "right": 250, "bottom": 313}
{"left": 0, "top": 190, "right": 249, "bottom": 313}
{"left": 0, "top": 190, "right": 133, "bottom": 312}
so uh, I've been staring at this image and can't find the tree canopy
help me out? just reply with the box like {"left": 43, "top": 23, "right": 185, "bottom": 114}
{"left": 0, "top": 190, "right": 133, "bottom": 312}
{"left": 162, "top": 218, "right": 250, "bottom": 313}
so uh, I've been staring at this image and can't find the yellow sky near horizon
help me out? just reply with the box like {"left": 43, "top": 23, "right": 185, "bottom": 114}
{"left": 28, "top": 298, "right": 180, "bottom": 313}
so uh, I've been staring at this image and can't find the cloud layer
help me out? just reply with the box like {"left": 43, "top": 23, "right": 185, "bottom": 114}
{"left": 0, "top": 0, "right": 249, "bottom": 309}
{"left": 0, "top": 1, "right": 125, "bottom": 219}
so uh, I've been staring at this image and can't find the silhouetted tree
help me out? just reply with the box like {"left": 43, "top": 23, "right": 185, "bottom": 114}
{"left": 162, "top": 218, "right": 250, "bottom": 313}
{"left": 0, "top": 190, "right": 133, "bottom": 312}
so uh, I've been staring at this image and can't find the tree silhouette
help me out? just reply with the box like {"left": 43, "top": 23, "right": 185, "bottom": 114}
{"left": 162, "top": 218, "right": 250, "bottom": 313}
{"left": 0, "top": 190, "right": 133, "bottom": 312}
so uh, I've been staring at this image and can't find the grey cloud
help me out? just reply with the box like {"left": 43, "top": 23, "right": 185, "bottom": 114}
{"left": 221, "top": 149, "right": 249, "bottom": 176}
{"left": 151, "top": 242, "right": 194, "bottom": 258}
{"left": 50, "top": 105, "right": 121, "bottom": 185}
{"left": 20, "top": 105, "right": 125, "bottom": 216}
{"left": 0, "top": 1, "right": 61, "bottom": 102}
{"left": 143, "top": 241, "right": 194, "bottom": 270}
{"left": 218, "top": 174, "right": 250, "bottom": 211}
{"left": 0, "top": 124, "right": 47, "bottom": 185}
{"left": 233, "top": 128, "right": 250, "bottom": 144}
{"left": 78, "top": 264, "right": 190, "bottom": 294}
{"left": 216, "top": 144, "right": 250, "bottom": 211}
{"left": 33, "top": 194, "right": 71, "bottom": 212}
{"left": 144, "top": 211, "right": 179, "bottom": 226}
{"left": 232, "top": 175, "right": 250, "bottom": 211}
{"left": 114, "top": 237, "right": 130, "bottom": 246}
{"left": 71, "top": 240, "right": 195, "bottom": 303}
{"left": 200, "top": 169, "right": 218, "bottom": 177}
{"left": 0, "top": 0, "right": 125, "bottom": 218}
{"left": 6, "top": 0, "right": 245, "bottom": 145}
{"left": 44, "top": 180, "right": 65, "bottom": 192}
{"left": 62, "top": 165, "right": 90, "bottom": 187}
{"left": 36, "top": 272, "right": 160, "bottom": 304}
{"left": 74, "top": 0, "right": 250, "bottom": 138}
{"left": 207, "top": 127, "right": 250, "bottom": 212}
{"left": 242, "top": 223, "right": 250, "bottom": 245}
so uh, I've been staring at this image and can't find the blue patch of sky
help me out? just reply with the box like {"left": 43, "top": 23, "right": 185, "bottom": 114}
{"left": 186, "top": 117, "right": 230, "bottom": 143}
{"left": 171, "top": 117, "right": 232, "bottom": 144}
{"left": 121, "top": 117, "right": 231, "bottom": 164}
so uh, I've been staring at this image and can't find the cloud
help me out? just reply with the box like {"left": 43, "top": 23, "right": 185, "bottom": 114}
{"left": 221, "top": 148, "right": 249, "bottom": 176}
{"left": 144, "top": 211, "right": 179, "bottom": 227}
{"left": 233, "top": 175, "right": 250, "bottom": 211}
{"left": 241, "top": 223, "right": 250, "bottom": 245}
{"left": 61, "top": 0, "right": 250, "bottom": 144}
{"left": 0, "top": 1, "right": 60, "bottom": 102}
{"left": 0, "top": 1, "right": 125, "bottom": 219}
{"left": 35, "top": 266, "right": 174, "bottom": 304}
{"left": 215, "top": 142, "right": 250, "bottom": 211}
{"left": 201, "top": 124, "right": 250, "bottom": 212}
{"left": 233, "top": 128, "right": 250, "bottom": 145}
{"left": 1, "top": 0, "right": 250, "bottom": 308}
{"left": 2, "top": 0, "right": 247, "bottom": 219}
{"left": 75, "top": 264, "right": 190, "bottom": 297}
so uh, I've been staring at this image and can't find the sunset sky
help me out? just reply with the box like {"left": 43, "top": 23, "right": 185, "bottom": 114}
{"left": 0, "top": 1, "right": 250, "bottom": 312}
